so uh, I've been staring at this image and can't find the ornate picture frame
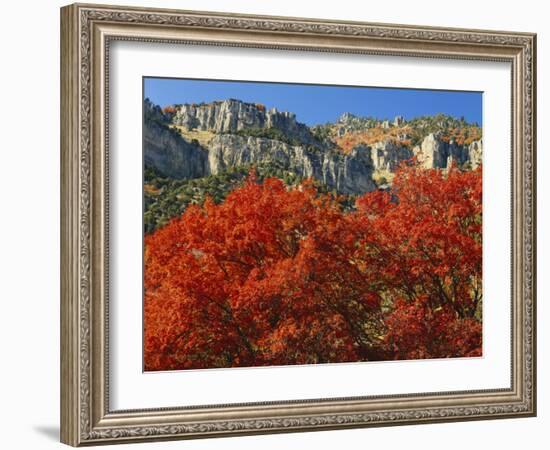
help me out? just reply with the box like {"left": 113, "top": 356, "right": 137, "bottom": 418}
{"left": 60, "top": 3, "right": 536, "bottom": 446}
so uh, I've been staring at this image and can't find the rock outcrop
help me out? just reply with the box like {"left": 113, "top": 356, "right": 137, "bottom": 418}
{"left": 413, "top": 133, "right": 483, "bottom": 170}
{"left": 393, "top": 115, "right": 405, "bottom": 127}
{"left": 143, "top": 118, "right": 376, "bottom": 194}
{"left": 207, "top": 135, "right": 376, "bottom": 195}
{"left": 143, "top": 99, "right": 482, "bottom": 195}
{"left": 172, "top": 99, "right": 317, "bottom": 146}
{"left": 144, "top": 120, "right": 208, "bottom": 179}
{"left": 369, "top": 140, "right": 413, "bottom": 171}
{"left": 468, "top": 139, "right": 483, "bottom": 169}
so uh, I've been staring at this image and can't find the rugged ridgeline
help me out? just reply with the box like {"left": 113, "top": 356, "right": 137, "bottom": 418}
{"left": 144, "top": 103, "right": 208, "bottom": 179}
{"left": 145, "top": 99, "right": 375, "bottom": 194}
{"left": 326, "top": 112, "right": 482, "bottom": 174}
{"left": 143, "top": 98, "right": 482, "bottom": 231}
{"left": 171, "top": 99, "right": 318, "bottom": 146}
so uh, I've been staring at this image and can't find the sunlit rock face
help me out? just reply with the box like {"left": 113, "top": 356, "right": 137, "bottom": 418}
{"left": 413, "top": 133, "right": 483, "bottom": 169}
{"left": 144, "top": 99, "right": 481, "bottom": 194}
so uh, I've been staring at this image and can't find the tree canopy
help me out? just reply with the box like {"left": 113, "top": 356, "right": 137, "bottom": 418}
{"left": 144, "top": 163, "right": 482, "bottom": 371}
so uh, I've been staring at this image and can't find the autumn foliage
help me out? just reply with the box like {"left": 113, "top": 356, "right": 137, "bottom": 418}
{"left": 162, "top": 105, "right": 177, "bottom": 115}
{"left": 334, "top": 126, "right": 415, "bottom": 153}
{"left": 334, "top": 125, "right": 482, "bottom": 153}
{"left": 144, "top": 163, "right": 482, "bottom": 371}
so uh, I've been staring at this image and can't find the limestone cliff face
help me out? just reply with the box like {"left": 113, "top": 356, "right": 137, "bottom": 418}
{"left": 143, "top": 119, "right": 208, "bottom": 179}
{"left": 143, "top": 119, "right": 376, "bottom": 194}
{"left": 172, "top": 99, "right": 317, "bottom": 146}
{"left": 468, "top": 139, "right": 483, "bottom": 169}
{"left": 413, "top": 133, "right": 483, "bottom": 169}
{"left": 369, "top": 140, "right": 413, "bottom": 171}
{"left": 207, "top": 135, "right": 376, "bottom": 195}
{"left": 143, "top": 99, "right": 481, "bottom": 195}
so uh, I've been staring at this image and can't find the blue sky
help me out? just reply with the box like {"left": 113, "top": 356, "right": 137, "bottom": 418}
{"left": 144, "top": 77, "right": 482, "bottom": 126}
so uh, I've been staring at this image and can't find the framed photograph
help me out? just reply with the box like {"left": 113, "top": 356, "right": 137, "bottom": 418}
{"left": 60, "top": 3, "right": 537, "bottom": 446}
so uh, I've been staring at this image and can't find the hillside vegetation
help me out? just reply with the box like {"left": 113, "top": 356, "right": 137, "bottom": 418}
{"left": 143, "top": 99, "right": 482, "bottom": 232}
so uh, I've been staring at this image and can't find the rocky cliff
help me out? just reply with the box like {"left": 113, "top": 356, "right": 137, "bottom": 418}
{"left": 369, "top": 140, "right": 413, "bottom": 172}
{"left": 207, "top": 135, "right": 375, "bottom": 195}
{"left": 413, "top": 133, "right": 482, "bottom": 170}
{"left": 144, "top": 100, "right": 209, "bottom": 179}
{"left": 143, "top": 122, "right": 376, "bottom": 194}
{"left": 143, "top": 98, "right": 482, "bottom": 195}
{"left": 171, "top": 99, "right": 318, "bottom": 147}
{"left": 143, "top": 120, "right": 209, "bottom": 179}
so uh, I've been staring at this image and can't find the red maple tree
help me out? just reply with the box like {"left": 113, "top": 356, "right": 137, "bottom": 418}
{"left": 354, "top": 163, "right": 483, "bottom": 359}
{"left": 144, "top": 163, "right": 482, "bottom": 371}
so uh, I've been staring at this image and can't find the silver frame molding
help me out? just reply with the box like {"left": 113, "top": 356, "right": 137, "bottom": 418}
{"left": 60, "top": 3, "right": 536, "bottom": 446}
